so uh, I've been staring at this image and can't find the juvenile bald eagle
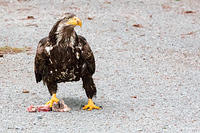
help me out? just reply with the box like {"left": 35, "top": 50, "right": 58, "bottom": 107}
{"left": 34, "top": 13, "right": 100, "bottom": 111}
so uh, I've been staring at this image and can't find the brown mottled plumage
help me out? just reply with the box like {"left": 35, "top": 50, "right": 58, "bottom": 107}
{"left": 34, "top": 14, "right": 99, "bottom": 110}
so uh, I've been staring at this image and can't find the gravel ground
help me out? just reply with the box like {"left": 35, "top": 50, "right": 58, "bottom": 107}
{"left": 0, "top": 0, "right": 200, "bottom": 132}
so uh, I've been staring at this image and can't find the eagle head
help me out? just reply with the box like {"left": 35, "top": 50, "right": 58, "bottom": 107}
{"left": 58, "top": 13, "right": 82, "bottom": 28}
{"left": 49, "top": 13, "right": 82, "bottom": 44}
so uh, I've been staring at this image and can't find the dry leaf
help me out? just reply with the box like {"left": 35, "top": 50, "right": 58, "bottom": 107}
{"left": 184, "top": 11, "right": 195, "bottom": 14}
{"left": 131, "top": 96, "right": 137, "bottom": 99}
{"left": 181, "top": 32, "right": 194, "bottom": 37}
{"left": 104, "top": 1, "right": 111, "bottom": 4}
{"left": 22, "top": 90, "right": 30, "bottom": 93}
{"left": 87, "top": 17, "right": 93, "bottom": 20}
{"left": 0, "top": 46, "right": 28, "bottom": 54}
{"left": 27, "top": 16, "right": 35, "bottom": 19}
{"left": 25, "top": 46, "right": 32, "bottom": 51}
{"left": 162, "top": 4, "right": 171, "bottom": 10}
{"left": 133, "top": 24, "right": 143, "bottom": 28}
{"left": 20, "top": 16, "right": 35, "bottom": 20}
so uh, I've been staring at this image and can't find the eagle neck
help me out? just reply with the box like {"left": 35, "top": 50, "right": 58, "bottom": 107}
{"left": 56, "top": 28, "right": 77, "bottom": 48}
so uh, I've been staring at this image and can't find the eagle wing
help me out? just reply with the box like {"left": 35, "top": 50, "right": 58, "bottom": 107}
{"left": 34, "top": 37, "right": 49, "bottom": 83}
{"left": 78, "top": 35, "right": 95, "bottom": 75}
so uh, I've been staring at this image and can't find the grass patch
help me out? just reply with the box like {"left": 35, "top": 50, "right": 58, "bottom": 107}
{"left": 0, "top": 46, "right": 32, "bottom": 54}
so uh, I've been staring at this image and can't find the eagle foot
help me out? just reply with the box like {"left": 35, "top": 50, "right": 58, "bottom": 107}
{"left": 45, "top": 94, "right": 59, "bottom": 107}
{"left": 82, "top": 99, "right": 101, "bottom": 111}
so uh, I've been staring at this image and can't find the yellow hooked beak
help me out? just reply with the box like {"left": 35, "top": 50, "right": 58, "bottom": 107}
{"left": 66, "top": 16, "right": 82, "bottom": 27}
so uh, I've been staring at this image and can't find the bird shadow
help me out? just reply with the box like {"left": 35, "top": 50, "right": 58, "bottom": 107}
{"left": 62, "top": 97, "right": 86, "bottom": 111}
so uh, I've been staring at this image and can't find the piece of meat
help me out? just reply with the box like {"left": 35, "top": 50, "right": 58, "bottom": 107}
{"left": 37, "top": 105, "right": 51, "bottom": 112}
{"left": 27, "top": 100, "right": 71, "bottom": 112}
{"left": 27, "top": 105, "right": 37, "bottom": 112}
{"left": 52, "top": 100, "right": 71, "bottom": 112}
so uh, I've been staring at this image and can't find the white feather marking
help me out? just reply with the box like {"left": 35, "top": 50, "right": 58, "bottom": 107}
{"left": 49, "top": 58, "right": 53, "bottom": 64}
{"left": 61, "top": 72, "right": 65, "bottom": 75}
{"left": 69, "top": 36, "right": 75, "bottom": 48}
{"left": 78, "top": 46, "right": 82, "bottom": 50}
{"left": 76, "top": 52, "right": 80, "bottom": 59}
{"left": 45, "top": 46, "right": 53, "bottom": 55}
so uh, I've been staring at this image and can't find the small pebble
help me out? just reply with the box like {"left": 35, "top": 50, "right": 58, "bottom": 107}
{"left": 37, "top": 115, "right": 42, "bottom": 119}
{"left": 15, "top": 126, "right": 23, "bottom": 130}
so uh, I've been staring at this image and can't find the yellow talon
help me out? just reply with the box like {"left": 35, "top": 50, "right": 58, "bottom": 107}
{"left": 82, "top": 99, "right": 101, "bottom": 111}
{"left": 45, "top": 94, "right": 59, "bottom": 107}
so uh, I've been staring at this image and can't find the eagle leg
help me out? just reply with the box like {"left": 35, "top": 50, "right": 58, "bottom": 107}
{"left": 82, "top": 99, "right": 101, "bottom": 111}
{"left": 45, "top": 82, "right": 59, "bottom": 107}
{"left": 82, "top": 75, "right": 101, "bottom": 111}
{"left": 45, "top": 94, "right": 59, "bottom": 107}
